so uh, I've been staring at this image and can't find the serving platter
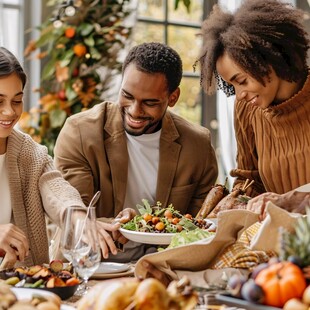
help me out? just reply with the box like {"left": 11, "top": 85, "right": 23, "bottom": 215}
{"left": 15, "top": 284, "right": 79, "bottom": 300}
{"left": 119, "top": 228, "right": 175, "bottom": 245}
{"left": 215, "top": 293, "right": 281, "bottom": 310}
{"left": 11, "top": 288, "right": 76, "bottom": 309}
{"left": 30, "top": 284, "right": 79, "bottom": 300}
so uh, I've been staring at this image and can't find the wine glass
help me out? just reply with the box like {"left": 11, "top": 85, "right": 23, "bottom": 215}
{"left": 60, "top": 206, "right": 101, "bottom": 296}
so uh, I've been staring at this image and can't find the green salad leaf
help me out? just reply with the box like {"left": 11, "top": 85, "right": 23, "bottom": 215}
{"left": 167, "top": 229, "right": 215, "bottom": 249}
{"left": 136, "top": 199, "right": 153, "bottom": 215}
{"left": 122, "top": 199, "right": 215, "bottom": 235}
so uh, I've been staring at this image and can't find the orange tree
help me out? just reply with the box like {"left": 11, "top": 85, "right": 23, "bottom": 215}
{"left": 21, "top": 0, "right": 132, "bottom": 154}
{"left": 20, "top": 0, "right": 192, "bottom": 155}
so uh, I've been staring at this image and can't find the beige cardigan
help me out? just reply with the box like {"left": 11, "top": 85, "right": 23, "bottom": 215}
{"left": 6, "top": 129, "right": 85, "bottom": 266}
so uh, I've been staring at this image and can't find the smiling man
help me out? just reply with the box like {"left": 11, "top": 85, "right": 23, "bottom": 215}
{"left": 54, "top": 42, "right": 218, "bottom": 262}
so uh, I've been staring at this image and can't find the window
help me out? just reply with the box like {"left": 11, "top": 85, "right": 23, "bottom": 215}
{"left": 0, "top": 0, "right": 23, "bottom": 58}
{"left": 131, "top": 0, "right": 210, "bottom": 126}
{"left": 0, "top": 0, "right": 41, "bottom": 111}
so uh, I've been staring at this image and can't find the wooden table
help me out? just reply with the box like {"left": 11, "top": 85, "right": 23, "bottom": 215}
{"left": 63, "top": 279, "right": 100, "bottom": 307}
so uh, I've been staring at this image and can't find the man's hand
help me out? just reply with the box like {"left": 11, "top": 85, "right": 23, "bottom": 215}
{"left": 0, "top": 224, "right": 29, "bottom": 270}
{"left": 95, "top": 208, "right": 137, "bottom": 259}
{"left": 112, "top": 208, "right": 137, "bottom": 245}
{"left": 141, "top": 260, "right": 171, "bottom": 287}
{"left": 96, "top": 221, "right": 121, "bottom": 259}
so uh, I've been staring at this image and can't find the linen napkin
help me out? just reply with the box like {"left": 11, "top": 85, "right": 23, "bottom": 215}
{"left": 135, "top": 203, "right": 304, "bottom": 281}
{"left": 210, "top": 221, "right": 275, "bottom": 270}
{"left": 249, "top": 201, "right": 303, "bottom": 252}
{"left": 135, "top": 209, "right": 259, "bottom": 280}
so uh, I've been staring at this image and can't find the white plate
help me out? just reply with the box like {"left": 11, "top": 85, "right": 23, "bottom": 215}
{"left": 11, "top": 288, "right": 75, "bottom": 310}
{"left": 91, "top": 265, "right": 135, "bottom": 280}
{"left": 119, "top": 228, "right": 175, "bottom": 245}
{"left": 207, "top": 218, "right": 217, "bottom": 224}
{"left": 94, "top": 262, "right": 130, "bottom": 274}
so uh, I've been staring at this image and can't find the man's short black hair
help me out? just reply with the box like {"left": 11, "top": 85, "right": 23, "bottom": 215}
{"left": 122, "top": 42, "right": 183, "bottom": 94}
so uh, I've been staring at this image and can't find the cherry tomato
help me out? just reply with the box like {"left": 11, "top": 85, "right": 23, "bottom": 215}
{"left": 143, "top": 213, "right": 152, "bottom": 222}
{"left": 164, "top": 210, "right": 173, "bottom": 219}
{"left": 155, "top": 222, "right": 165, "bottom": 231}
{"left": 172, "top": 218, "right": 180, "bottom": 225}
{"left": 185, "top": 214, "right": 192, "bottom": 219}
{"left": 152, "top": 216, "right": 160, "bottom": 224}
{"left": 176, "top": 224, "right": 183, "bottom": 232}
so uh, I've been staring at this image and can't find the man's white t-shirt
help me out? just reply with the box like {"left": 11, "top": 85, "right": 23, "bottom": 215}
{"left": 109, "top": 130, "right": 161, "bottom": 262}
{"left": 124, "top": 129, "right": 161, "bottom": 210}
{"left": 0, "top": 153, "right": 12, "bottom": 224}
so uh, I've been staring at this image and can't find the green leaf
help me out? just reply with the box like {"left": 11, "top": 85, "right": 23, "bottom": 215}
{"left": 179, "top": 218, "right": 199, "bottom": 231}
{"left": 68, "top": 57, "right": 79, "bottom": 76}
{"left": 168, "top": 229, "right": 214, "bottom": 249}
{"left": 59, "top": 50, "right": 74, "bottom": 67}
{"left": 35, "top": 25, "right": 56, "bottom": 48}
{"left": 174, "top": 0, "right": 181, "bottom": 10}
{"left": 89, "top": 46, "right": 102, "bottom": 60}
{"left": 41, "top": 60, "right": 56, "bottom": 81}
{"left": 136, "top": 199, "right": 152, "bottom": 215}
{"left": 84, "top": 35, "right": 95, "bottom": 47}
{"left": 65, "top": 87, "right": 78, "bottom": 101}
{"left": 174, "top": 0, "right": 191, "bottom": 13}
{"left": 95, "top": 38, "right": 105, "bottom": 45}
{"left": 49, "top": 109, "right": 67, "bottom": 128}
{"left": 79, "top": 23, "right": 94, "bottom": 36}
{"left": 71, "top": 103, "right": 82, "bottom": 114}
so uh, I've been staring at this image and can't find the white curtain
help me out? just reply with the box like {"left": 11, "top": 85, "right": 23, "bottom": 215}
{"left": 0, "top": 0, "right": 21, "bottom": 56}
{"left": 0, "top": 0, "right": 4, "bottom": 46}
{"left": 216, "top": 0, "right": 242, "bottom": 189}
{"left": 217, "top": 92, "right": 237, "bottom": 189}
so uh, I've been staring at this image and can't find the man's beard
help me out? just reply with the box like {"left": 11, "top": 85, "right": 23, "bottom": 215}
{"left": 124, "top": 120, "right": 160, "bottom": 136}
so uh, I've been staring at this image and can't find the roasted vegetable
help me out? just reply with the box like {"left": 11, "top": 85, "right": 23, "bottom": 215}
{"left": 196, "top": 179, "right": 229, "bottom": 219}
{"left": 207, "top": 179, "right": 253, "bottom": 218}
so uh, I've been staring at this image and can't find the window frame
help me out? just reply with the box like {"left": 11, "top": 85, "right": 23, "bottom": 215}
{"left": 135, "top": 0, "right": 218, "bottom": 145}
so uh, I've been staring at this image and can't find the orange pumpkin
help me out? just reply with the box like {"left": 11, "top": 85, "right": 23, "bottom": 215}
{"left": 255, "top": 261, "right": 307, "bottom": 308}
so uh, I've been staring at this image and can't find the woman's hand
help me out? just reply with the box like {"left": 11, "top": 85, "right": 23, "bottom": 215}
{"left": 0, "top": 224, "right": 29, "bottom": 269}
{"left": 141, "top": 261, "right": 171, "bottom": 287}
{"left": 246, "top": 192, "right": 280, "bottom": 220}
{"left": 247, "top": 189, "right": 310, "bottom": 221}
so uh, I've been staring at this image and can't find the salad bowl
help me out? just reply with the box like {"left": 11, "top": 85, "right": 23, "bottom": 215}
{"left": 119, "top": 228, "right": 175, "bottom": 245}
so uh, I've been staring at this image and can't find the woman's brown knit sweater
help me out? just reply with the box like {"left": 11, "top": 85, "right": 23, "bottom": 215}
{"left": 231, "top": 74, "right": 310, "bottom": 196}
{"left": 6, "top": 129, "right": 85, "bottom": 266}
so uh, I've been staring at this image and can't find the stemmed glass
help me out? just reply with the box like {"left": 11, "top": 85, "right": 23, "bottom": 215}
{"left": 60, "top": 205, "right": 101, "bottom": 296}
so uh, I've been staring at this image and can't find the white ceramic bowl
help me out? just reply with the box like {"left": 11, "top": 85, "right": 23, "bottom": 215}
{"left": 119, "top": 228, "right": 175, "bottom": 245}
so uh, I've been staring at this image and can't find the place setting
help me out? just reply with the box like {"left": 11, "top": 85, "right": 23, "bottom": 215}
{"left": 90, "top": 262, "right": 134, "bottom": 279}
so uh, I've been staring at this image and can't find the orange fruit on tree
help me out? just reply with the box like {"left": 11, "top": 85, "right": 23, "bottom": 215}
{"left": 255, "top": 261, "right": 307, "bottom": 308}
{"left": 73, "top": 44, "right": 87, "bottom": 57}
{"left": 57, "top": 89, "right": 67, "bottom": 100}
{"left": 65, "top": 27, "right": 76, "bottom": 38}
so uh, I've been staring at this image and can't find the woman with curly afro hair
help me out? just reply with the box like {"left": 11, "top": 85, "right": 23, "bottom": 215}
{"left": 196, "top": 0, "right": 310, "bottom": 214}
